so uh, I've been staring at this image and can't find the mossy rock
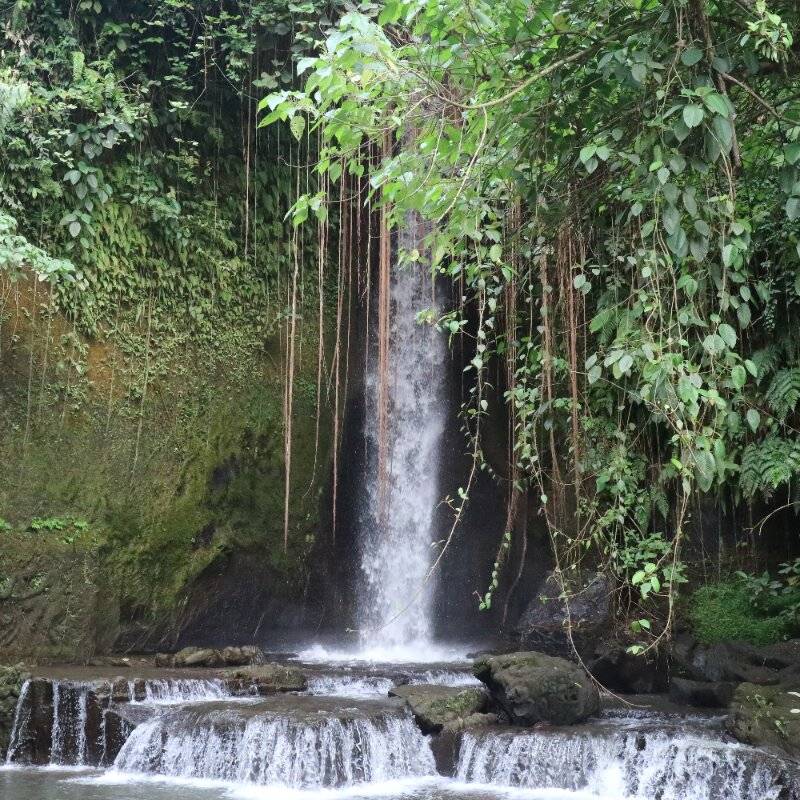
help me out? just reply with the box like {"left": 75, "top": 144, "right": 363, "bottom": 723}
{"left": 388, "top": 684, "right": 490, "bottom": 733}
{"left": 474, "top": 651, "right": 599, "bottom": 726}
{"left": 221, "top": 663, "right": 307, "bottom": 694}
{"left": 728, "top": 682, "right": 800, "bottom": 758}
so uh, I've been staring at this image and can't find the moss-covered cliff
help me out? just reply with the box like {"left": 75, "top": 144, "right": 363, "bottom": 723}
{"left": 0, "top": 275, "right": 333, "bottom": 661}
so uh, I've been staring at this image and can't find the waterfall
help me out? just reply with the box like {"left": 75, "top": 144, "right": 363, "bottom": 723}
{"left": 111, "top": 704, "right": 436, "bottom": 788}
{"left": 358, "top": 211, "right": 447, "bottom": 652}
{"left": 4, "top": 679, "right": 31, "bottom": 764}
{"left": 132, "top": 678, "right": 231, "bottom": 705}
{"left": 46, "top": 682, "right": 92, "bottom": 766}
{"left": 306, "top": 675, "right": 395, "bottom": 698}
{"left": 455, "top": 727, "right": 795, "bottom": 799}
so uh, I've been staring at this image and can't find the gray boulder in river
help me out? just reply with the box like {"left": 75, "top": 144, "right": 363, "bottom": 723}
{"left": 474, "top": 651, "right": 599, "bottom": 725}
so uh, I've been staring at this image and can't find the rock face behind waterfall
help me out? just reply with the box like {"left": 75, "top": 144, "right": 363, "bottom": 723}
{"left": 475, "top": 652, "right": 599, "bottom": 725}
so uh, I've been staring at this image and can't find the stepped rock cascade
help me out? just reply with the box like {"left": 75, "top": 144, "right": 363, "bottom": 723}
{"left": 5, "top": 678, "right": 236, "bottom": 767}
{"left": 306, "top": 675, "right": 395, "bottom": 698}
{"left": 358, "top": 211, "right": 447, "bottom": 652}
{"left": 129, "top": 678, "right": 231, "bottom": 705}
{"left": 455, "top": 716, "right": 799, "bottom": 799}
{"left": 111, "top": 697, "right": 436, "bottom": 789}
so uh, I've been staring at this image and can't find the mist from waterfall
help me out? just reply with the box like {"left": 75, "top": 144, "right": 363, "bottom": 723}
{"left": 357, "top": 212, "right": 447, "bottom": 655}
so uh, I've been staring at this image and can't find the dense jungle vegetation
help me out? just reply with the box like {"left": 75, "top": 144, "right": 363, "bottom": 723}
{"left": 259, "top": 0, "right": 800, "bottom": 650}
{"left": 0, "top": 0, "right": 343, "bottom": 655}
{"left": 1, "top": 0, "right": 800, "bottom": 656}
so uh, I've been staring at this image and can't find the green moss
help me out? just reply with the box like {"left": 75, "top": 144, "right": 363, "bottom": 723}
{"left": 1, "top": 293, "right": 334, "bottom": 657}
{"left": 688, "top": 582, "right": 799, "bottom": 646}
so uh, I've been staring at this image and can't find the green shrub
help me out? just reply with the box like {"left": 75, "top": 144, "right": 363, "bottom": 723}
{"left": 688, "top": 581, "right": 799, "bottom": 646}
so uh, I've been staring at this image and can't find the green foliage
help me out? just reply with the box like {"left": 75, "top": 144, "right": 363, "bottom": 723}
{"left": 689, "top": 581, "right": 799, "bottom": 646}
{"left": 737, "top": 558, "right": 800, "bottom": 624}
{"left": 0, "top": 0, "right": 341, "bottom": 334}
{"left": 740, "top": 435, "right": 800, "bottom": 497}
{"left": 261, "top": 0, "right": 800, "bottom": 641}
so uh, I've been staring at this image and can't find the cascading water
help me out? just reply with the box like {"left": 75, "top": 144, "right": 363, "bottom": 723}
{"left": 131, "top": 678, "right": 231, "bottom": 705}
{"left": 4, "top": 679, "right": 31, "bottom": 765}
{"left": 306, "top": 675, "right": 395, "bottom": 698}
{"left": 358, "top": 212, "right": 447, "bottom": 653}
{"left": 455, "top": 720, "right": 799, "bottom": 800}
{"left": 111, "top": 698, "right": 435, "bottom": 788}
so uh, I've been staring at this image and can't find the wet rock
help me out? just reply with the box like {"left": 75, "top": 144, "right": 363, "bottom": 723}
{"left": 159, "top": 645, "right": 264, "bottom": 668}
{"left": 221, "top": 645, "right": 263, "bottom": 666}
{"left": 102, "top": 703, "right": 156, "bottom": 764}
{"left": 5, "top": 678, "right": 53, "bottom": 764}
{"left": 474, "top": 651, "right": 599, "bottom": 726}
{"left": 589, "top": 642, "right": 668, "bottom": 694}
{"left": 222, "top": 663, "right": 307, "bottom": 694}
{"left": 388, "top": 684, "right": 489, "bottom": 734}
{"left": 669, "top": 676, "right": 737, "bottom": 708}
{"left": 173, "top": 647, "right": 225, "bottom": 668}
{"left": 671, "top": 636, "right": 795, "bottom": 685}
{"left": 0, "top": 664, "right": 29, "bottom": 755}
{"left": 516, "top": 572, "right": 612, "bottom": 658}
{"left": 728, "top": 682, "right": 800, "bottom": 758}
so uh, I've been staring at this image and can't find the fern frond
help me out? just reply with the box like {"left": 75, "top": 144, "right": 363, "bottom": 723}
{"left": 740, "top": 435, "right": 800, "bottom": 498}
{"left": 751, "top": 346, "right": 782, "bottom": 383}
{"left": 765, "top": 368, "right": 800, "bottom": 420}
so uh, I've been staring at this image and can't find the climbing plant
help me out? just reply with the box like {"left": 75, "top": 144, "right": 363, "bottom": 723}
{"left": 262, "top": 0, "right": 800, "bottom": 648}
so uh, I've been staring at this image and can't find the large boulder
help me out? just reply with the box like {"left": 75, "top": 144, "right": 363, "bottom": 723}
{"left": 474, "top": 651, "right": 599, "bottom": 725}
{"left": 516, "top": 572, "right": 612, "bottom": 658}
{"left": 222, "top": 663, "right": 307, "bottom": 694}
{"left": 173, "top": 647, "right": 224, "bottom": 668}
{"left": 165, "top": 645, "right": 264, "bottom": 669}
{"left": 388, "top": 684, "right": 492, "bottom": 734}
{"left": 728, "top": 683, "right": 800, "bottom": 758}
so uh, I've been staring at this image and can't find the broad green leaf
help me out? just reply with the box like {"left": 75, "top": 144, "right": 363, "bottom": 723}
{"left": 704, "top": 93, "right": 730, "bottom": 118}
{"left": 718, "top": 323, "right": 737, "bottom": 348}
{"left": 746, "top": 408, "right": 760, "bottom": 433}
{"left": 785, "top": 143, "right": 800, "bottom": 165}
{"left": 683, "top": 104, "right": 705, "bottom": 128}
{"left": 681, "top": 47, "right": 704, "bottom": 66}
{"left": 703, "top": 333, "right": 725, "bottom": 356}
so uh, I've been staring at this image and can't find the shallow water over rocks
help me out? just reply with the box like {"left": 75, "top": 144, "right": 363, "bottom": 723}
{"left": 3, "top": 659, "right": 800, "bottom": 800}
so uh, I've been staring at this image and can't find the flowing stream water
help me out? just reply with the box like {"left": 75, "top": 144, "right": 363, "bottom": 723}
{"left": 3, "top": 674, "right": 800, "bottom": 800}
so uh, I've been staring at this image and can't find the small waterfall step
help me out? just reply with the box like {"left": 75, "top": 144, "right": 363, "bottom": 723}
{"left": 4, "top": 676, "right": 237, "bottom": 767}
{"left": 455, "top": 712, "right": 800, "bottom": 800}
{"left": 112, "top": 695, "right": 435, "bottom": 788}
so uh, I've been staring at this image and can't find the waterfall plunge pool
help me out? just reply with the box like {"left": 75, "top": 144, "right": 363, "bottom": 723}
{"left": 0, "top": 770, "right": 640, "bottom": 800}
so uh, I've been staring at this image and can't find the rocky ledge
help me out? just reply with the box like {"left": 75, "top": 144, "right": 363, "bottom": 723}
{"left": 388, "top": 684, "right": 494, "bottom": 734}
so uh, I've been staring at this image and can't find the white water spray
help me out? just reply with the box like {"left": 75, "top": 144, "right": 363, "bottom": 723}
{"left": 358, "top": 212, "right": 447, "bottom": 654}
{"left": 456, "top": 727, "right": 790, "bottom": 800}
{"left": 112, "top": 705, "right": 436, "bottom": 788}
